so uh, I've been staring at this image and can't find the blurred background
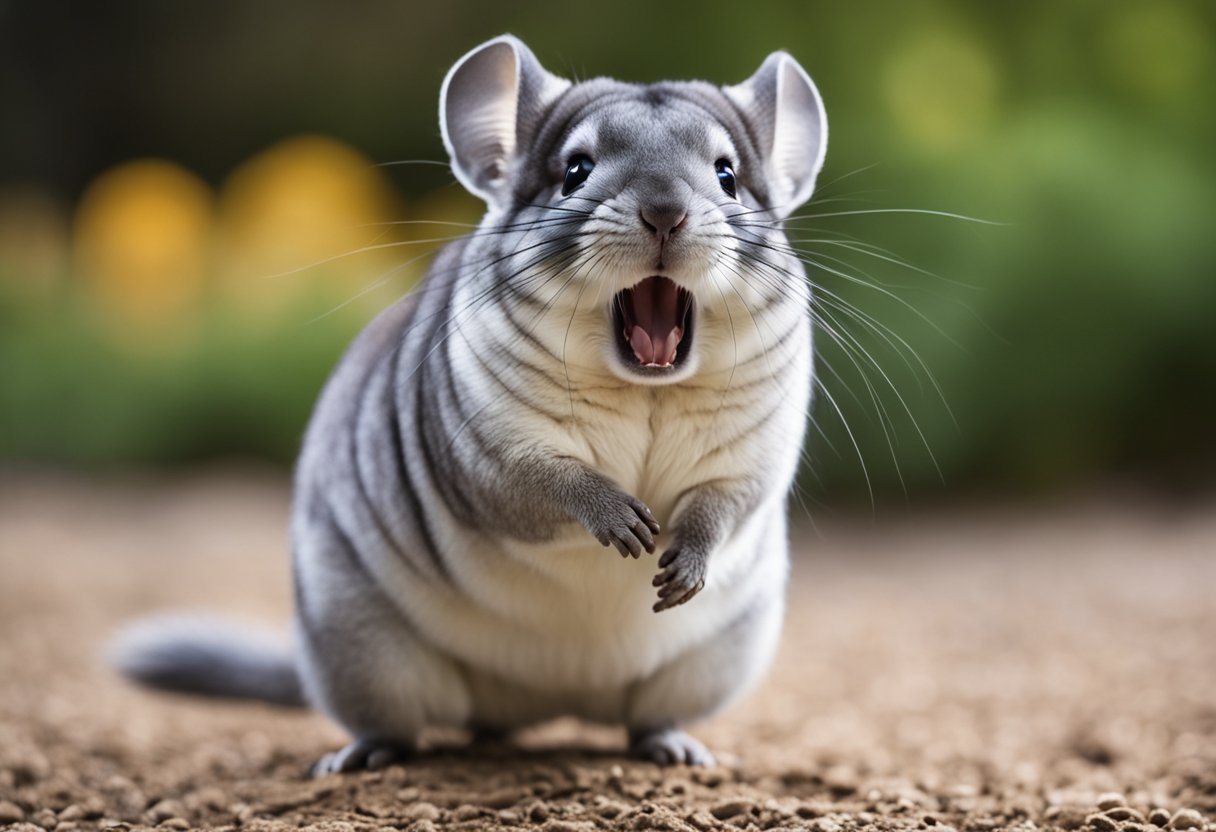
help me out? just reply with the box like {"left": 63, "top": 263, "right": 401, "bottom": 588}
{"left": 2, "top": 0, "right": 1214, "bottom": 507}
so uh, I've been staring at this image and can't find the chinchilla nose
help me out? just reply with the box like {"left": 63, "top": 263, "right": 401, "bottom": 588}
{"left": 639, "top": 203, "right": 687, "bottom": 239}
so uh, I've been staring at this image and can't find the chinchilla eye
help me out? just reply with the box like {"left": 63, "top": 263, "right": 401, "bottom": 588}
{"left": 562, "top": 154, "right": 595, "bottom": 196}
{"left": 715, "top": 159, "right": 736, "bottom": 198}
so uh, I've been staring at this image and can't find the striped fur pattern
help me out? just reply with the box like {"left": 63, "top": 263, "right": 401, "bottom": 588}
{"left": 120, "top": 36, "right": 829, "bottom": 771}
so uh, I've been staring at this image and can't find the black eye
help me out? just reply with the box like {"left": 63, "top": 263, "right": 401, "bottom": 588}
{"left": 715, "top": 159, "right": 736, "bottom": 199}
{"left": 562, "top": 154, "right": 595, "bottom": 196}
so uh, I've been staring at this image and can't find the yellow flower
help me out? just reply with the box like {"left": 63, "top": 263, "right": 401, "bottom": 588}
{"left": 74, "top": 159, "right": 213, "bottom": 331}
{"left": 217, "top": 135, "right": 403, "bottom": 317}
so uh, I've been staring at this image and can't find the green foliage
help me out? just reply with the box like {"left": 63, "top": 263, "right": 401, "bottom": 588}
{"left": 804, "top": 99, "right": 1216, "bottom": 500}
{"left": 0, "top": 284, "right": 363, "bottom": 468}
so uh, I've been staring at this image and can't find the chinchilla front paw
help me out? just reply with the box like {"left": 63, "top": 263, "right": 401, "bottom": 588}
{"left": 584, "top": 493, "right": 660, "bottom": 558}
{"left": 651, "top": 541, "right": 707, "bottom": 611}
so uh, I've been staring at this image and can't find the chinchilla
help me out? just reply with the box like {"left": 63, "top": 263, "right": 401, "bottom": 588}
{"left": 111, "top": 34, "right": 827, "bottom": 771}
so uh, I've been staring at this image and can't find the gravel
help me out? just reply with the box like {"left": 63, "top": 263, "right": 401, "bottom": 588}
{"left": 1, "top": 475, "right": 1213, "bottom": 832}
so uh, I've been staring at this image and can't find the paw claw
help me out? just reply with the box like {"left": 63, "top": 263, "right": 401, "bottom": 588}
{"left": 630, "top": 499, "right": 660, "bottom": 529}
{"left": 633, "top": 522, "right": 656, "bottom": 554}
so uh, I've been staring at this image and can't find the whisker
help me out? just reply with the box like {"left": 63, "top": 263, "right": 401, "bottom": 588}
{"left": 784, "top": 207, "right": 1006, "bottom": 225}
{"left": 260, "top": 216, "right": 591, "bottom": 281}
{"left": 373, "top": 159, "right": 452, "bottom": 169}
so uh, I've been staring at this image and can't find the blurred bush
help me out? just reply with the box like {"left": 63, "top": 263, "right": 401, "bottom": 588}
{"left": 1, "top": 0, "right": 1213, "bottom": 503}
{"left": 0, "top": 133, "right": 479, "bottom": 468}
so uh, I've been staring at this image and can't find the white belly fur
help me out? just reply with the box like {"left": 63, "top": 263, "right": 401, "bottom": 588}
{"left": 382, "top": 496, "right": 785, "bottom": 695}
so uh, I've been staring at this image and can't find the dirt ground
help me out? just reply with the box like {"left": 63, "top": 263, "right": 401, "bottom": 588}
{"left": 0, "top": 473, "right": 1213, "bottom": 832}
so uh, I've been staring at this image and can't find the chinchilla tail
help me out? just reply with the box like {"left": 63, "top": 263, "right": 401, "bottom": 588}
{"left": 107, "top": 614, "right": 306, "bottom": 708}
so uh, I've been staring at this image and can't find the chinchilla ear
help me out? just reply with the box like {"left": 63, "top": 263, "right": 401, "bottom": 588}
{"left": 440, "top": 35, "right": 570, "bottom": 207}
{"left": 724, "top": 52, "right": 828, "bottom": 217}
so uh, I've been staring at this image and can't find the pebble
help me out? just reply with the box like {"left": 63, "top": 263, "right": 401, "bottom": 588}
{"left": 823, "top": 765, "right": 859, "bottom": 795}
{"left": 147, "top": 799, "right": 186, "bottom": 824}
{"left": 1105, "top": 808, "right": 1145, "bottom": 823}
{"left": 11, "top": 751, "right": 51, "bottom": 785}
{"left": 32, "top": 808, "right": 58, "bottom": 828}
{"left": 1097, "top": 793, "right": 1128, "bottom": 811}
{"left": 1149, "top": 809, "right": 1172, "bottom": 827}
{"left": 354, "top": 801, "right": 393, "bottom": 820}
{"left": 0, "top": 801, "right": 25, "bottom": 823}
{"left": 402, "top": 801, "right": 441, "bottom": 822}
{"left": 452, "top": 804, "right": 483, "bottom": 821}
{"left": 1087, "top": 813, "right": 1119, "bottom": 831}
{"left": 1169, "top": 809, "right": 1205, "bottom": 830}
{"left": 1044, "top": 805, "right": 1088, "bottom": 830}
{"left": 178, "top": 788, "right": 220, "bottom": 814}
{"left": 593, "top": 799, "right": 629, "bottom": 820}
{"left": 56, "top": 805, "right": 83, "bottom": 822}
{"left": 539, "top": 822, "right": 598, "bottom": 832}
{"left": 159, "top": 820, "right": 190, "bottom": 830}
{"left": 709, "top": 800, "right": 752, "bottom": 820}
{"left": 102, "top": 775, "right": 135, "bottom": 793}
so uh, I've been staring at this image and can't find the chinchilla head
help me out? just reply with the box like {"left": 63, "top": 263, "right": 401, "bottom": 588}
{"left": 440, "top": 35, "right": 827, "bottom": 385}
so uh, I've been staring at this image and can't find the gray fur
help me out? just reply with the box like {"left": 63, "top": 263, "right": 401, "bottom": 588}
{"left": 112, "top": 35, "right": 828, "bottom": 770}
{"left": 108, "top": 615, "right": 303, "bottom": 707}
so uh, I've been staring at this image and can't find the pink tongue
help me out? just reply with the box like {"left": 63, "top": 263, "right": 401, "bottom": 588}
{"left": 626, "top": 278, "right": 684, "bottom": 366}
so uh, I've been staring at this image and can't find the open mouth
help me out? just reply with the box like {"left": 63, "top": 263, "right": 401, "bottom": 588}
{"left": 612, "top": 276, "right": 694, "bottom": 371}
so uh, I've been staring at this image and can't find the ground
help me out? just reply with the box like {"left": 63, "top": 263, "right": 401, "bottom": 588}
{"left": 0, "top": 473, "right": 1213, "bottom": 832}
